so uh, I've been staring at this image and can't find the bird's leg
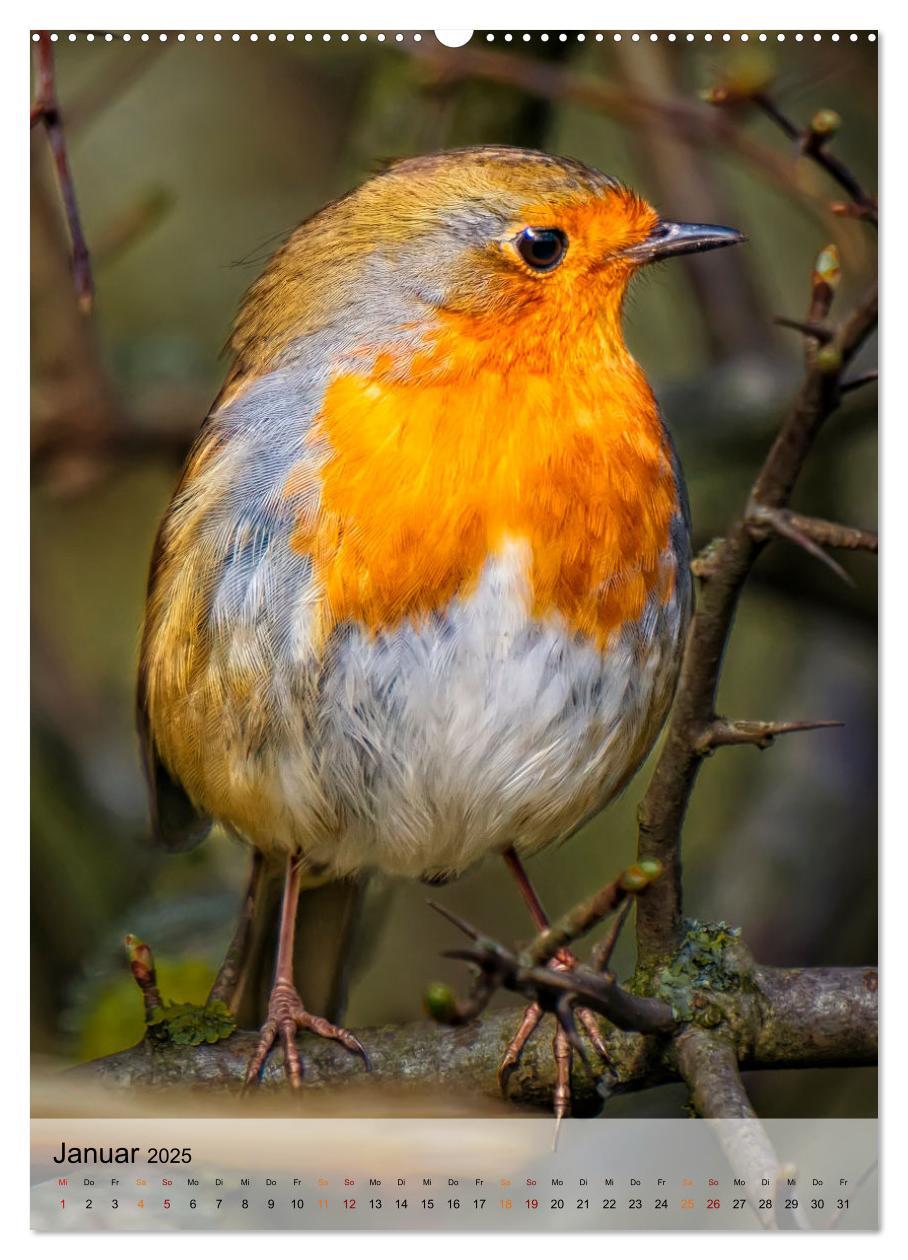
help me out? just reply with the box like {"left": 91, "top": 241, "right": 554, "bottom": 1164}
{"left": 242, "top": 852, "right": 370, "bottom": 1090}
{"left": 498, "top": 847, "right": 611, "bottom": 1118}
{"left": 208, "top": 850, "right": 266, "bottom": 1013}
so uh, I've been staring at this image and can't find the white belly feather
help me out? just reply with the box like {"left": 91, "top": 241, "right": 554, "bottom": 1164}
{"left": 243, "top": 538, "right": 687, "bottom": 879}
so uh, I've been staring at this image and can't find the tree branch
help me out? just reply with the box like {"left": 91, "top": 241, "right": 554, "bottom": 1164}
{"left": 675, "top": 1025, "right": 756, "bottom": 1119}
{"left": 31, "top": 31, "right": 93, "bottom": 312}
{"left": 75, "top": 964, "right": 877, "bottom": 1106}
{"left": 675, "top": 1027, "right": 806, "bottom": 1230}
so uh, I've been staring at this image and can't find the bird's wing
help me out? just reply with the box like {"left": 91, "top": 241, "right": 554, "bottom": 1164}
{"left": 137, "top": 370, "right": 323, "bottom": 851}
{"left": 137, "top": 692, "right": 213, "bottom": 851}
{"left": 137, "top": 448, "right": 214, "bottom": 852}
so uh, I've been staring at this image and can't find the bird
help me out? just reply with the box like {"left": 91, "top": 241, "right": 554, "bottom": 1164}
{"left": 137, "top": 145, "right": 743, "bottom": 1112}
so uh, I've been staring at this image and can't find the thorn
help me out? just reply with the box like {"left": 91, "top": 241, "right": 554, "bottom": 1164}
{"left": 781, "top": 520, "right": 853, "bottom": 584}
{"left": 590, "top": 899, "right": 634, "bottom": 973}
{"left": 426, "top": 899, "right": 482, "bottom": 940}
{"left": 748, "top": 505, "right": 855, "bottom": 585}
{"left": 841, "top": 370, "right": 878, "bottom": 394}
{"left": 696, "top": 717, "right": 844, "bottom": 753}
{"left": 774, "top": 317, "right": 834, "bottom": 343}
{"left": 439, "top": 948, "right": 489, "bottom": 965}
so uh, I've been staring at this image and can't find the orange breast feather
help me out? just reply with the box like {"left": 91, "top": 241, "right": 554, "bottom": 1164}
{"left": 290, "top": 304, "right": 679, "bottom": 651}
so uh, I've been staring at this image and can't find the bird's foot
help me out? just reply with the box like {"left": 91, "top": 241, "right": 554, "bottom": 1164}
{"left": 497, "top": 949, "right": 612, "bottom": 1120}
{"left": 242, "top": 978, "right": 371, "bottom": 1090}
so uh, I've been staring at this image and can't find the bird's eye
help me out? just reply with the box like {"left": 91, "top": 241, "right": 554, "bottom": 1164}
{"left": 515, "top": 227, "right": 568, "bottom": 272}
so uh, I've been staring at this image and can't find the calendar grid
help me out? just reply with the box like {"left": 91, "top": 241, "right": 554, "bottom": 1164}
{"left": 32, "top": 1118, "right": 878, "bottom": 1231}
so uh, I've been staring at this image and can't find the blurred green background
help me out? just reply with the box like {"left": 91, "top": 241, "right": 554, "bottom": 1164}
{"left": 31, "top": 31, "right": 877, "bottom": 1117}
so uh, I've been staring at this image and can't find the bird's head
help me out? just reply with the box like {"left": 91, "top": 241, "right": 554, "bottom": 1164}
{"left": 227, "top": 145, "right": 744, "bottom": 387}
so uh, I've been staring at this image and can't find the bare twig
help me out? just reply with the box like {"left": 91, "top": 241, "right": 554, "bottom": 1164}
{"left": 705, "top": 76, "right": 877, "bottom": 229}
{"left": 31, "top": 32, "right": 93, "bottom": 312}
{"left": 523, "top": 861, "right": 663, "bottom": 967}
{"left": 752, "top": 95, "right": 878, "bottom": 227}
{"left": 675, "top": 1026, "right": 756, "bottom": 1119}
{"left": 695, "top": 718, "right": 843, "bottom": 754}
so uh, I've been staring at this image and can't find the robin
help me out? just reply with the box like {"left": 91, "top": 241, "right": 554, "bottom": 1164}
{"left": 138, "top": 145, "right": 743, "bottom": 1112}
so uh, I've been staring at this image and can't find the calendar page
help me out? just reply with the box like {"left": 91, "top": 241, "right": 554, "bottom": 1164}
{"left": 29, "top": 18, "right": 879, "bottom": 1236}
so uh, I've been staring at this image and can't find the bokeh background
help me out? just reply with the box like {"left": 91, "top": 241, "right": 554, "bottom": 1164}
{"left": 31, "top": 30, "right": 877, "bottom": 1117}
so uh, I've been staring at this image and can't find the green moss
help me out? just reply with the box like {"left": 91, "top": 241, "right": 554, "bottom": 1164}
{"left": 146, "top": 999, "right": 236, "bottom": 1047}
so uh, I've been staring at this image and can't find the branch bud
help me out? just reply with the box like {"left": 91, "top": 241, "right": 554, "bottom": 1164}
{"left": 815, "top": 345, "right": 843, "bottom": 374}
{"left": 812, "top": 244, "right": 841, "bottom": 293}
{"left": 125, "top": 933, "right": 163, "bottom": 1019}
{"left": 809, "top": 108, "right": 842, "bottom": 140}
{"left": 620, "top": 861, "right": 662, "bottom": 893}
{"left": 423, "top": 981, "right": 459, "bottom": 1024}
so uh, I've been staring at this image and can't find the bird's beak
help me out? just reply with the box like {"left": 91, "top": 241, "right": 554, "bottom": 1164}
{"left": 622, "top": 221, "right": 746, "bottom": 265}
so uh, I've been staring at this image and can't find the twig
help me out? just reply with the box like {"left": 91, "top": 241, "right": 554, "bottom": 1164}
{"left": 694, "top": 718, "right": 843, "bottom": 754}
{"left": 706, "top": 79, "right": 878, "bottom": 229}
{"left": 752, "top": 95, "right": 878, "bottom": 227}
{"left": 31, "top": 32, "right": 93, "bottom": 312}
{"left": 523, "top": 860, "right": 663, "bottom": 967}
{"left": 747, "top": 504, "right": 854, "bottom": 585}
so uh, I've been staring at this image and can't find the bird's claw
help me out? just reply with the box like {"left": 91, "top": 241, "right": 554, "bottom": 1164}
{"left": 497, "top": 950, "right": 614, "bottom": 1118}
{"left": 242, "top": 978, "right": 370, "bottom": 1091}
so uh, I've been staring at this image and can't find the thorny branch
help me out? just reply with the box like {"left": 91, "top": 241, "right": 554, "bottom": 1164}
{"left": 82, "top": 959, "right": 877, "bottom": 1098}
{"left": 31, "top": 31, "right": 93, "bottom": 312}
{"left": 635, "top": 90, "right": 877, "bottom": 972}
